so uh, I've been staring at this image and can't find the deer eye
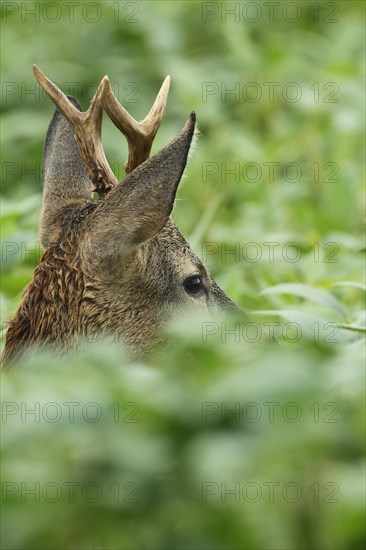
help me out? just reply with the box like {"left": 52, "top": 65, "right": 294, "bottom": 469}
{"left": 184, "top": 275, "right": 206, "bottom": 297}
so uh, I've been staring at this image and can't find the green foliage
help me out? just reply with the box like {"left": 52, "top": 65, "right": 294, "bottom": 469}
{"left": 1, "top": 1, "right": 365, "bottom": 549}
{"left": 2, "top": 323, "right": 365, "bottom": 550}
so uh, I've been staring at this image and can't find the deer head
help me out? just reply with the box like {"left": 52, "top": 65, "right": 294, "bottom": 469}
{"left": 2, "top": 66, "right": 241, "bottom": 366}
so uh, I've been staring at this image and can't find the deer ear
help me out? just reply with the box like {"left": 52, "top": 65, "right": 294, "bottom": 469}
{"left": 83, "top": 113, "right": 196, "bottom": 268}
{"left": 40, "top": 97, "right": 94, "bottom": 247}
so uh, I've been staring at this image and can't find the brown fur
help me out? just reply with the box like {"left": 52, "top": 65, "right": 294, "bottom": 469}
{"left": 2, "top": 89, "right": 240, "bottom": 368}
{"left": 2, "top": 245, "right": 85, "bottom": 365}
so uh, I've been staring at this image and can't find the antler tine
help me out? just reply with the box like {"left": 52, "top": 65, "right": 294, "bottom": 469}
{"left": 142, "top": 75, "right": 171, "bottom": 133}
{"left": 101, "top": 75, "right": 171, "bottom": 174}
{"left": 33, "top": 65, "right": 117, "bottom": 196}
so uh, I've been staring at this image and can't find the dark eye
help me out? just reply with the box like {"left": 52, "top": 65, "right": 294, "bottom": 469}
{"left": 184, "top": 275, "right": 206, "bottom": 297}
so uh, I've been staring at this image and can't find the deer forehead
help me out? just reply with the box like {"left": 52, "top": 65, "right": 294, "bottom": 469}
{"left": 149, "top": 221, "right": 207, "bottom": 278}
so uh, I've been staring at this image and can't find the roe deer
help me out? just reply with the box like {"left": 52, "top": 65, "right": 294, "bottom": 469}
{"left": 2, "top": 66, "right": 242, "bottom": 367}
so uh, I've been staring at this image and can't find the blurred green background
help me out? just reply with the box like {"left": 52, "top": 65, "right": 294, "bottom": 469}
{"left": 1, "top": 1, "right": 365, "bottom": 549}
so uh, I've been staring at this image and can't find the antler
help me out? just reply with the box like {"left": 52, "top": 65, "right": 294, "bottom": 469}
{"left": 33, "top": 65, "right": 171, "bottom": 193}
{"left": 33, "top": 64, "right": 117, "bottom": 197}
{"left": 101, "top": 75, "right": 170, "bottom": 174}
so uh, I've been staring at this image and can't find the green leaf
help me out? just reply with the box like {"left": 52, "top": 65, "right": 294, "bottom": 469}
{"left": 332, "top": 281, "right": 366, "bottom": 292}
{"left": 253, "top": 309, "right": 344, "bottom": 343}
{"left": 337, "top": 324, "right": 366, "bottom": 334}
{"left": 260, "top": 283, "right": 347, "bottom": 319}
